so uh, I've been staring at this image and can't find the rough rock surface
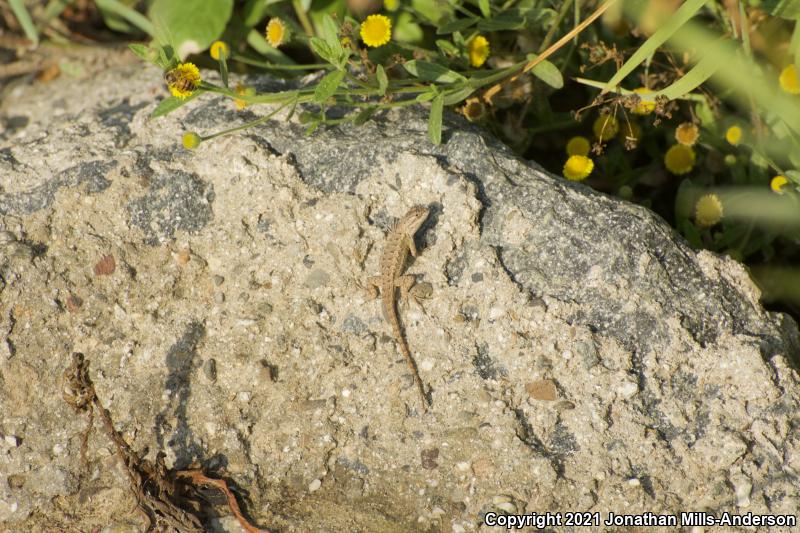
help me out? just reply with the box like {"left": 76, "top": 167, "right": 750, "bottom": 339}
{"left": 1, "top": 57, "right": 799, "bottom": 532}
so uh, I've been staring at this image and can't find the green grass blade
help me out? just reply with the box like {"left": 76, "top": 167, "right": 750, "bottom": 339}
{"left": 428, "top": 92, "right": 444, "bottom": 145}
{"left": 675, "top": 22, "right": 800, "bottom": 136}
{"left": 43, "top": 0, "right": 72, "bottom": 24}
{"left": 95, "top": 0, "right": 155, "bottom": 36}
{"left": 218, "top": 57, "right": 229, "bottom": 88}
{"left": 651, "top": 42, "right": 721, "bottom": 99}
{"left": 9, "top": 0, "right": 39, "bottom": 45}
{"left": 602, "top": 0, "right": 709, "bottom": 93}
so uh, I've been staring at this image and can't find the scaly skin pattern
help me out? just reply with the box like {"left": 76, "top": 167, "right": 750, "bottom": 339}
{"left": 367, "top": 205, "right": 430, "bottom": 412}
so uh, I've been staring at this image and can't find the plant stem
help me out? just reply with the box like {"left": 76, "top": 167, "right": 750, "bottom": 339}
{"left": 292, "top": 0, "right": 315, "bottom": 37}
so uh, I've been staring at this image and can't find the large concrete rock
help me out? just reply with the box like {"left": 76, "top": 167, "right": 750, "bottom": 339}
{"left": 1, "top": 57, "right": 799, "bottom": 532}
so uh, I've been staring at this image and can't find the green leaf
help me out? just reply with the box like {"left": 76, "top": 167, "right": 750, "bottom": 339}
{"left": 96, "top": 0, "right": 142, "bottom": 34}
{"left": 443, "top": 86, "right": 475, "bottom": 105}
{"left": 477, "top": 9, "right": 528, "bottom": 31}
{"left": 786, "top": 170, "right": 800, "bottom": 185}
{"left": 151, "top": 93, "right": 200, "bottom": 118}
{"left": 353, "top": 107, "right": 377, "bottom": 125}
{"left": 9, "top": 0, "right": 39, "bottom": 45}
{"left": 428, "top": 92, "right": 444, "bottom": 145}
{"left": 128, "top": 43, "right": 174, "bottom": 69}
{"left": 310, "top": 37, "right": 336, "bottom": 65}
{"left": 678, "top": 219, "right": 703, "bottom": 248}
{"left": 478, "top": 0, "right": 490, "bottom": 18}
{"left": 129, "top": 43, "right": 153, "bottom": 63}
{"left": 416, "top": 90, "right": 437, "bottom": 102}
{"left": 319, "top": 14, "right": 346, "bottom": 65}
{"left": 394, "top": 11, "right": 424, "bottom": 43}
{"left": 320, "top": 13, "right": 339, "bottom": 43}
{"left": 526, "top": 54, "right": 563, "bottom": 89}
{"left": 243, "top": 0, "right": 283, "bottom": 26}
{"left": 760, "top": 0, "right": 800, "bottom": 19}
{"left": 314, "top": 69, "right": 345, "bottom": 103}
{"left": 603, "top": 0, "right": 709, "bottom": 93}
{"left": 148, "top": 0, "right": 232, "bottom": 59}
{"left": 435, "top": 39, "right": 459, "bottom": 57}
{"left": 412, "top": 0, "right": 453, "bottom": 25}
{"left": 218, "top": 56, "right": 229, "bottom": 88}
{"left": 157, "top": 44, "right": 178, "bottom": 69}
{"left": 694, "top": 99, "right": 715, "bottom": 127}
{"left": 404, "top": 60, "right": 467, "bottom": 84}
{"left": 376, "top": 64, "right": 388, "bottom": 95}
{"left": 97, "top": 0, "right": 155, "bottom": 36}
{"left": 436, "top": 17, "right": 478, "bottom": 35}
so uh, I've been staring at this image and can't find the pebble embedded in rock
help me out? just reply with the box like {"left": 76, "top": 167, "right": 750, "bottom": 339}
{"left": 525, "top": 379, "right": 557, "bottom": 401}
{"left": 203, "top": 358, "right": 217, "bottom": 381}
{"left": 93, "top": 254, "right": 116, "bottom": 276}
{"left": 421, "top": 448, "right": 439, "bottom": 470}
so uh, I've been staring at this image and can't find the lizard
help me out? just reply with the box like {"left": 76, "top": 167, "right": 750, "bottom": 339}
{"left": 366, "top": 205, "right": 431, "bottom": 412}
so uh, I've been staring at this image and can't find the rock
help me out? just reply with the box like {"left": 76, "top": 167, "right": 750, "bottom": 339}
{"left": 0, "top": 56, "right": 798, "bottom": 532}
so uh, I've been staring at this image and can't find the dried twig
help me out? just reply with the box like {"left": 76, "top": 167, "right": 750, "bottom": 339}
{"left": 63, "top": 352, "right": 271, "bottom": 533}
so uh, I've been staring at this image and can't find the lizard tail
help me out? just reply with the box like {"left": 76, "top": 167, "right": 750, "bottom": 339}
{"left": 392, "top": 321, "right": 429, "bottom": 413}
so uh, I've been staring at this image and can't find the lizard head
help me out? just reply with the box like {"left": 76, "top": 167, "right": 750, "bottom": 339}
{"left": 405, "top": 205, "right": 430, "bottom": 231}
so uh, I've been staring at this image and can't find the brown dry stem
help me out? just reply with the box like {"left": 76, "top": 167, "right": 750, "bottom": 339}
{"left": 62, "top": 352, "right": 271, "bottom": 533}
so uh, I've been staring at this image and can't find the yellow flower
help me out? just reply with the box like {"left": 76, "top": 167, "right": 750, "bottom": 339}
{"left": 779, "top": 64, "right": 800, "bottom": 95}
{"left": 234, "top": 83, "right": 255, "bottom": 110}
{"left": 694, "top": 194, "right": 723, "bottom": 227}
{"left": 593, "top": 114, "right": 619, "bottom": 141}
{"left": 725, "top": 125, "right": 743, "bottom": 146}
{"left": 210, "top": 41, "right": 230, "bottom": 60}
{"left": 266, "top": 18, "right": 289, "bottom": 48}
{"left": 182, "top": 132, "right": 202, "bottom": 150}
{"left": 165, "top": 63, "right": 201, "bottom": 99}
{"left": 771, "top": 175, "right": 789, "bottom": 194}
{"left": 675, "top": 122, "right": 699, "bottom": 146}
{"left": 563, "top": 155, "right": 594, "bottom": 181}
{"left": 566, "top": 136, "right": 591, "bottom": 156}
{"left": 632, "top": 87, "right": 656, "bottom": 115}
{"left": 360, "top": 14, "right": 392, "bottom": 48}
{"left": 467, "top": 35, "right": 490, "bottom": 68}
{"left": 664, "top": 144, "right": 696, "bottom": 175}
{"left": 384, "top": 0, "right": 400, "bottom": 11}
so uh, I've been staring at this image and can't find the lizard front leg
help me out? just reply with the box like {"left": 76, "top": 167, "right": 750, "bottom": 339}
{"left": 364, "top": 276, "right": 382, "bottom": 299}
{"left": 405, "top": 234, "right": 418, "bottom": 257}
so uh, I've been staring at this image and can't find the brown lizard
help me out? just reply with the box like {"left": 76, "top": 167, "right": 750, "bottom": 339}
{"left": 367, "top": 205, "right": 431, "bottom": 412}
